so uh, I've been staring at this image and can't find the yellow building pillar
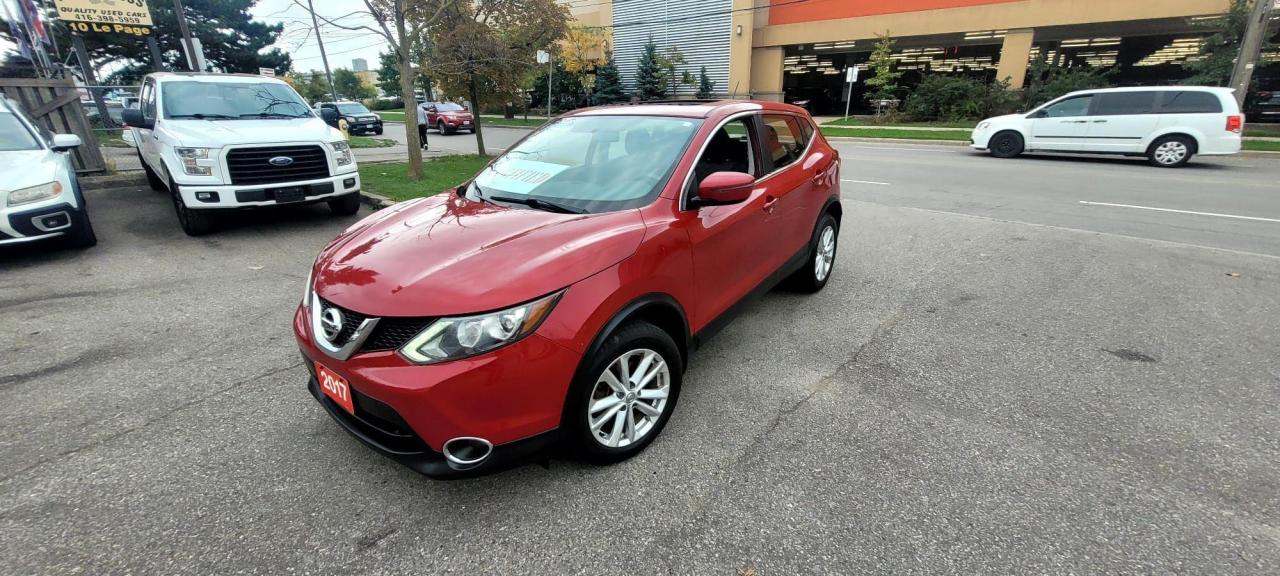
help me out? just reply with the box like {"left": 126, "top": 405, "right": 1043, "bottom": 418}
{"left": 995, "top": 28, "right": 1036, "bottom": 89}
{"left": 750, "top": 47, "right": 785, "bottom": 101}
{"left": 727, "top": 0, "right": 756, "bottom": 98}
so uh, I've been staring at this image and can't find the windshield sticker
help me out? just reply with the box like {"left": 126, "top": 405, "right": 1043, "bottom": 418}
{"left": 481, "top": 158, "right": 570, "bottom": 195}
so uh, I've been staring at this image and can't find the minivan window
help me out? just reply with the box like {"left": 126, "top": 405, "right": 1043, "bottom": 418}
{"left": 468, "top": 115, "right": 700, "bottom": 214}
{"left": 1160, "top": 91, "right": 1223, "bottom": 114}
{"left": 161, "top": 81, "right": 313, "bottom": 119}
{"left": 1092, "top": 91, "right": 1157, "bottom": 116}
{"left": 1040, "top": 95, "right": 1092, "bottom": 118}
{"left": 0, "top": 112, "right": 42, "bottom": 151}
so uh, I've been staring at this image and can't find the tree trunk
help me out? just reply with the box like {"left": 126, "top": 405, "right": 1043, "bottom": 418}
{"left": 395, "top": 8, "right": 423, "bottom": 178}
{"left": 469, "top": 74, "right": 487, "bottom": 157}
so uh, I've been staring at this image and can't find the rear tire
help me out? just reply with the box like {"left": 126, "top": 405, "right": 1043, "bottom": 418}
{"left": 1148, "top": 135, "right": 1194, "bottom": 168}
{"left": 565, "top": 321, "right": 683, "bottom": 465}
{"left": 786, "top": 213, "right": 839, "bottom": 293}
{"left": 62, "top": 211, "right": 97, "bottom": 249}
{"left": 988, "top": 131, "right": 1024, "bottom": 159}
{"left": 170, "top": 179, "right": 215, "bottom": 236}
{"left": 328, "top": 193, "right": 361, "bottom": 216}
{"left": 140, "top": 154, "right": 165, "bottom": 191}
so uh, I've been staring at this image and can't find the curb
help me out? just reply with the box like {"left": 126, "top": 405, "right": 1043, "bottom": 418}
{"left": 80, "top": 171, "right": 146, "bottom": 190}
{"left": 360, "top": 190, "right": 396, "bottom": 208}
{"left": 822, "top": 136, "right": 969, "bottom": 146}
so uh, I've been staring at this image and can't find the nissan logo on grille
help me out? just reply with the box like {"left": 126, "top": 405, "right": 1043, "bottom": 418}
{"left": 320, "top": 307, "right": 344, "bottom": 342}
{"left": 268, "top": 156, "right": 295, "bottom": 167}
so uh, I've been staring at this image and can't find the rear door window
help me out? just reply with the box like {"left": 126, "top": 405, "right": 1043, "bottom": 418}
{"left": 760, "top": 114, "right": 807, "bottom": 172}
{"left": 1159, "top": 91, "right": 1224, "bottom": 114}
{"left": 1092, "top": 92, "right": 1157, "bottom": 116}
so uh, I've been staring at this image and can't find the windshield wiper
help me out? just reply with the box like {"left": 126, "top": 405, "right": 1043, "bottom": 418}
{"left": 489, "top": 195, "right": 586, "bottom": 215}
{"left": 240, "top": 112, "right": 310, "bottom": 119}
{"left": 169, "top": 113, "right": 236, "bottom": 120}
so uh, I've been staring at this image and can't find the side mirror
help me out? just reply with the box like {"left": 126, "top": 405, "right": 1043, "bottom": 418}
{"left": 1030, "top": 110, "right": 1048, "bottom": 119}
{"left": 319, "top": 107, "right": 339, "bottom": 125}
{"left": 693, "top": 171, "right": 755, "bottom": 207}
{"left": 51, "top": 134, "right": 82, "bottom": 151}
{"left": 121, "top": 107, "right": 153, "bottom": 129}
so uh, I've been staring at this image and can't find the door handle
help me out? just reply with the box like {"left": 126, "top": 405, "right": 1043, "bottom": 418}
{"left": 1092, "top": 120, "right": 1108, "bottom": 123}
{"left": 763, "top": 195, "right": 779, "bottom": 212}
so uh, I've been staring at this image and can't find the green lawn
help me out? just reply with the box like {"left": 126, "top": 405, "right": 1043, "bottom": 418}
{"left": 823, "top": 117, "right": 976, "bottom": 130}
{"left": 480, "top": 116, "right": 550, "bottom": 128}
{"left": 99, "top": 135, "right": 132, "bottom": 148}
{"left": 348, "top": 136, "right": 396, "bottom": 148}
{"left": 1243, "top": 139, "right": 1280, "bottom": 152}
{"left": 359, "top": 156, "right": 492, "bottom": 201}
{"left": 377, "top": 110, "right": 405, "bottom": 122}
{"left": 1246, "top": 123, "right": 1280, "bottom": 138}
{"left": 819, "top": 126, "right": 972, "bottom": 141}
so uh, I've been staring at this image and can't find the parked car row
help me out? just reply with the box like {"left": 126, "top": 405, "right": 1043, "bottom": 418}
{"left": 0, "top": 97, "right": 97, "bottom": 249}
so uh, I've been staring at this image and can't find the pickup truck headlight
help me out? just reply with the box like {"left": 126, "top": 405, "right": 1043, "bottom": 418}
{"left": 331, "top": 140, "right": 353, "bottom": 166}
{"left": 7, "top": 181, "right": 62, "bottom": 206}
{"left": 399, "top": 292, "right": 562, "bottom": 364}
{"left": 175, "top": 147, "right": 212, "bottom": 176}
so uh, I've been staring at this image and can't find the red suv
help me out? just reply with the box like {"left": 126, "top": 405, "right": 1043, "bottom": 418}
{"left": 424, "top": 101, "right": 474, "bottom": 134}
{"left": 295, "top": 101, "right": 842, "bottom": 478}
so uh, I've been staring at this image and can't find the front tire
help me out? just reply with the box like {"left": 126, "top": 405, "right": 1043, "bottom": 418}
{"left": 988, "top": 131, "right": 1024, "bottom": 159}
{"left": 786, "top": 213, "right": 839, "bottom": 293}
{"left": 170, "top": 179, "right": 215, "bottom": 236}
{"left": 62, "top": 211, "right": 97, "bottom": 249}
{"left": 566, "top": 321, "right": 683, "bottom": 465}
{"left": 437, "top": 120, "right": 448, "bottom": 134}
{"left": 1148, "top": 135, "right": 1194, "bottom": 168}
{"left": 140, "top": 153, "right": 165, "bottom": 191}
{"left": 373, "top": 127, "right": 383, "bottom": 135}
{"left": 328, "top": 193, "right": 361, "bottom": 216}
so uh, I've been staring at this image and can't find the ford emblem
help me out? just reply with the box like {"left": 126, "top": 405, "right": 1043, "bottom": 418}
{"left": 268, "top": 156, "right": 295, "bottom": 167}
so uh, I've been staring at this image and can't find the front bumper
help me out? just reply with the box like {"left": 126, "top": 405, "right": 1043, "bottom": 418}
{"left": 177, "top": 172, "right": 360, "bottom": 209}
{"left": 348, "top": 120, "right": 383, "bottom": 134}
{"left": 0, "top": 202, "right": 86, "bottom": 246}
{"left": 293, "top": 304, "right": 581, "bottom": 477}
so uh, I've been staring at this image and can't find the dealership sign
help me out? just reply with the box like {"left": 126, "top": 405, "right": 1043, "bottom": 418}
{"left": 55, "top": 0, "right": 153, "bottom": 36}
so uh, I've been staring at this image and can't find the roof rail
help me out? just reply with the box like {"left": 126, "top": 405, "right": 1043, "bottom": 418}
{"left": 621, "top": 99, "right": 721, "bottom": 106}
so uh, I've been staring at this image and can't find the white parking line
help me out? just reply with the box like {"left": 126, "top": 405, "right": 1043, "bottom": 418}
{"left": 1079, "top": 201, "right": 1280, "bottom": 224}
{"left": 841, "top": 179, "right": 891, "bottom": 186}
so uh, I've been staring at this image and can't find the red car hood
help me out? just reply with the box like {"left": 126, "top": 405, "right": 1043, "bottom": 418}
{"left": 314, "top": 193, "right": 647, "bottom": 317}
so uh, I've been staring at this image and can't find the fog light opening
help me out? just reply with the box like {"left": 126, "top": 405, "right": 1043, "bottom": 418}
{"left": 343, "top": 178, "right": 356, "bottom": 190}
{"left": 195, "top": 191, "right": 220, "bottom": 203}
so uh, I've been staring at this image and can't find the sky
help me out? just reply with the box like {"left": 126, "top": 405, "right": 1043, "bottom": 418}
{"left": 0, "top": 0, "right": 392, "bottom": 76}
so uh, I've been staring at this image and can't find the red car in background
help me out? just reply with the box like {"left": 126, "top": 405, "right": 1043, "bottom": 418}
{"left": 425, "top": 101, "right": 475, "bottom": 134}
{"left": 296, "top": 100, "right": 842, "bottom": 478}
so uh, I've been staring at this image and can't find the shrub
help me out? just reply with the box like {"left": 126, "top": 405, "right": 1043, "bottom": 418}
{"left": 904, "top": 75, "right": 1020, "bottom": 121}
{"left": 1022, "top": 59, "right": 1112, "bottom": 109}
{"left": 368, "top": 99, "right": 404, "bottom": 110}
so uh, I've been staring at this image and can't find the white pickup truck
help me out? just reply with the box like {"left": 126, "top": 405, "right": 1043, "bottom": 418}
{"left": 123, "top": 73, "right": 360, "bottom": 236}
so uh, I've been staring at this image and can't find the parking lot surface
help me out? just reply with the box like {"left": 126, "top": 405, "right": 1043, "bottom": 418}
{"left": 2, "top": 149, "right": 1278, "bottom": 574}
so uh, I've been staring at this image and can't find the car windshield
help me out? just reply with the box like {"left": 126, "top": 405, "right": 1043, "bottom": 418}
{"left": 468, "top": 115, "right": 701, "bottom": 214}
{"left": 436, "top": 102, "right": 464, "bottom": 111}
{"left": 337, "top": 103, "right": 370, "bottom": 115}
{"left": 161, "top": 81, "right": 313, "bottom": 119}
{"left": 0, "top": 112, "right": 42, "bottom": 151}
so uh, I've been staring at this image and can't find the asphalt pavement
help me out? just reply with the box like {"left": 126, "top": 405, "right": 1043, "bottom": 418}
{"left": 1, "top": 146, "right": 1278, "bottom": 574}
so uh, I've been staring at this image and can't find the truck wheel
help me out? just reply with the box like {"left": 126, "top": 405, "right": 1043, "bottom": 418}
{"left": 170, "top": 180, "right": 215, "bottom": 236}
{"left": 139, "top": 153, "right": 165, "bottom": 191}
{"left": 328, "top": 193, "right": 361, "bottom": 216}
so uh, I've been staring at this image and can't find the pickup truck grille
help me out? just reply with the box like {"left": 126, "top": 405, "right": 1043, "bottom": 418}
{"left": 226, "top": 145, "right": 330, "bottom": 186}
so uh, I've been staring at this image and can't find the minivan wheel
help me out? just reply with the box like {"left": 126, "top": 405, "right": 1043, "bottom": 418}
{"left": 328, "top": 192, "right": 361, "bottom": 216}
{"left": 787, "top": 213, "right": 839, "bottom": 293}
{"left": 170, "top": 180, "right": 215, "bottom": 236}
{"left": 567, "top": 321, "right": 683, "bottom": 464}
{"left": 1148, "top": 135, "right": 1194, "bottom": 168}
{"left": 988, "top": 131, "right": 1024, "bottom": 159}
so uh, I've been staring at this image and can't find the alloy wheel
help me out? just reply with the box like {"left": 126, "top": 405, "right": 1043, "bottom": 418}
{"left": 1154, "top": 141, "right": 1188, "bottom": 165}
{"left": 814, "top": 225, "right": 836, "bottom": 282}
{"left": 587, "top": 348, "right": 671, "bottom": 448}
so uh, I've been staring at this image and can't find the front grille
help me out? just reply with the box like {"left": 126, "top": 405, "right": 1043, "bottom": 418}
{"left": 318, "top": 298, "right": 367, "bottom": 347}
{"left": 226, "top": 145, "right": 329, "bottom": 186}
{"left": 363, "top": 317, "right": 435, "bottom": 352}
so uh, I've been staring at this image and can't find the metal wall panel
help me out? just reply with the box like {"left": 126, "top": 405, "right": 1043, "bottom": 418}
{"left": 612, "top": 0, "right": 733, "bottom": 97}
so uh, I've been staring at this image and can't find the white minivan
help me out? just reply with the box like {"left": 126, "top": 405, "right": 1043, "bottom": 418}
{"left": 971, "top": 87, "right": 1243, "bottom": 167}
{"left": 123, "top": 73, "right": 361, "bottom": 236}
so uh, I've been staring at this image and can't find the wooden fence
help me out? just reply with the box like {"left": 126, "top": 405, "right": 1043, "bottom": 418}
{"left": 0, "top": 78, "right": 107, "bottom": 174}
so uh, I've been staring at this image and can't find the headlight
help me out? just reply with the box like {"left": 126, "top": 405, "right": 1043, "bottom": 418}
{"left": 331, "top": 140, "right": 353, "bottom": 166}
{"left": 175, "top": 147, "right": 212, "bottom": 176}
{"left": 400, "top": 291, "right": 563, "bottom": 364}
{"left": 6, "top": 181, "right": 62, "bottom": 207}
{"left": 976, "top": 122, "right": 992, "bottom": 130}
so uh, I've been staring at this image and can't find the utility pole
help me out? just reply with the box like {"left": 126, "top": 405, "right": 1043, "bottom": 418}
{"left": 307, "top": 0, "right": 340, "bottom": 103}
{"left": 1229, "top": 0, "right": 1275, "bottom": 108}
{"left": 171, "top": 0, "right": 200, "bottom": 71}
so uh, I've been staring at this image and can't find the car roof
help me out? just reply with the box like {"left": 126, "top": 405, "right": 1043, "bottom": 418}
{"left": 1065, "top": 86, "right": 1236, "bottom": 97}
{"left": 148, "top": 72, "right": 288, "bottom": 85}
{"left": 568, "top": 100, "right": 808, "bottom": 119}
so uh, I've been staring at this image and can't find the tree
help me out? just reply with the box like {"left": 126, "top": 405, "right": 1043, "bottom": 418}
{"left": 1022, "top": 56, "right": 1112, "bottom": 108}
{"left": 291, "top": 71, "right": 331, "bottom": 104}
{"left": 297, "top": 0, "right": 459, "bottom": 179}
{"left": 376, "top": 50, "right": 402, "bottom": 97}
{"left": 635, "top": 38, "right": 666, "bottom": 100}
{"left": 656, "top": 46, "right": 693, "bottom": 96}
{"left": 1186, "top": 0, "right": 1255, "bottom": 86}
{"left": 561, "top": 27, "right": 609, "bottom": 74}
{"left": 1, "top": 0, "right": 291, "bottom": 84}
{"left": 863, "top": 31, "right": 902, "bottom": 107}
{"left": 334, "top": 69, "right": 376, "bottom": 100}
{"left": 426, "top": 0, "right": 570, "bottom": 156}
{"left": 529, "top": 62, "right": 586, "bottom": 112}
{"left": 593, "top": 52, "right": 628, "bottom": 104}
{"left": 696, "top": 66, "right": 715, "bottom": 99}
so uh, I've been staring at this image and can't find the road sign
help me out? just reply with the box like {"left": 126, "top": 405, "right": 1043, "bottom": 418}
{"left": 56, "top": 0, "right": 153, "bottom": 36}
{"left": 259, "top": 67, "right": 275, "bottom": 77}
{"left": 536, "top": 50, "right": 550, "bottom": 64}
{"left": 846, "top": 66, "right": 859, "bottom": 83}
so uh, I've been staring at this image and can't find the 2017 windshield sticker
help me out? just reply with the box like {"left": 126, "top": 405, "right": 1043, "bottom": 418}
{"left": 480, "top": 158, "right": 569, "bottom": 195}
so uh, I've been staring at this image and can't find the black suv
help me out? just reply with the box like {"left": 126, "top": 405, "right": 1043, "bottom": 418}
{"left": 1246, "top": 91, "right": 1280, "bottom": 124}
{"left": 315, "top": 101, "right": 384, "bottom": 135}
